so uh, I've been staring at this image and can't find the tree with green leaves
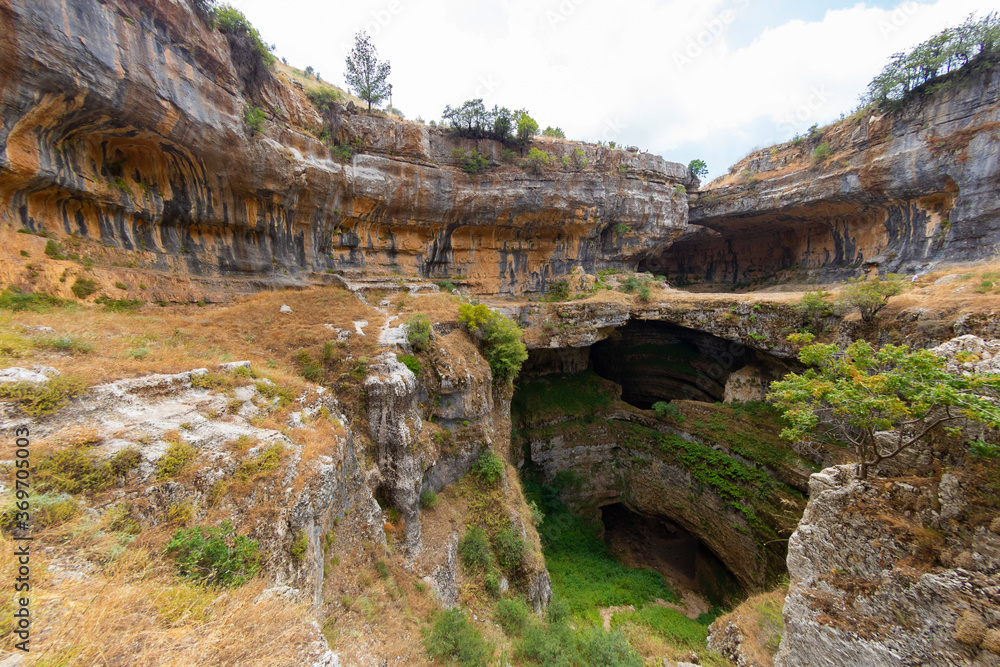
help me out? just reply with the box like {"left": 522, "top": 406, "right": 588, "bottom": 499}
{"left": 688, "top": 159, "right": 708, "bottom": 179}
{"left": 458, "top": 303, "right": 527, "bottom": 384}
{"left": 861, "top": 12, "right": 1000, "bottom": 109}
{"left": 768, "top": 336, "right": 1000, "bottom": 478}
{"left": 542, "top": 126, "right": 566, "bottom": 139}
{"left": 344, "top": 31, "right": 391, "bottom": 112}
{"left": 836, "top": 275, "right": 902, "bottom": 323}
{"left": 516, "top": 111, "right": 539, "bottom": 145}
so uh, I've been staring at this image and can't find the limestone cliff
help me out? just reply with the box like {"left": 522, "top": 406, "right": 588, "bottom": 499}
{"left": 651, "top": 53, "right": 1000, "bottom": 286}
{"left": 0, "top": 0, "right": 689, "bottom": 296}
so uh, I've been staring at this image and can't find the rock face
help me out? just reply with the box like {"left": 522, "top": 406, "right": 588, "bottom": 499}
{"left": 0, "top": 0, "right": 689, "bottom": 296}
{"left": 651, "top": 53, "right": 1000, "bottom": 286}
{"left": 776, "top": 465, "right": 1000, "bottom": 667}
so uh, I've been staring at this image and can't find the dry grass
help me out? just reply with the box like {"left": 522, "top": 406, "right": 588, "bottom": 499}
{"left": 0, "top": 281, "right": 383, "bottom": 392}
{"left": 0, "top": 529, "right": 328, "bottom": 666}
{"left": 320, "top": 507, "right": 440, "bottom": 666}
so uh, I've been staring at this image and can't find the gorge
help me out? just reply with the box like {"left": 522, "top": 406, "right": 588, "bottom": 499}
{"left": 2, "top": 1, "right": 1000, "bottom": 666}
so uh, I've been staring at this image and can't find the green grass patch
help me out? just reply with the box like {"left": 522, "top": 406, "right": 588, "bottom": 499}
{"left": 0, "top": 375, "right": 87, "bottom": 416}
{"left": 611, "top": 605, "right": 712, "bottom": 653}
{"left": 512, "top": 371, "right": 613, "bottom": 423}
{"left": 234, "top": 443, "right": 285, "bottom": 480}
{"left": 523, "top": 479, "right": 676, "bottom": 625}
{"left": 157, "top": 441, "right": 197, "bottom": 480}
{"left": 0, "top": 287, "right": 69, "bottom": 312}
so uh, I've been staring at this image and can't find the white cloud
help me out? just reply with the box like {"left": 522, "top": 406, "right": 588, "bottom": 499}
{"left": 229, "top": 0, "right": 999, "bottom": 177}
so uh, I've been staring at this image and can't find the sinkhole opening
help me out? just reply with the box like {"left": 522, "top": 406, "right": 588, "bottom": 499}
{"left": 600, "top": 503, "right": 743, "bottom": 607}
{"left": 589, "top": 320, "right": 754, "bottom": 408}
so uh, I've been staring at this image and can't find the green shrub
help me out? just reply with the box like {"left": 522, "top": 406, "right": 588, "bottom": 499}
{"left": 294, "top": 349, "right": 324, "bottom": 382}
{"left": 492, "top": 527, "right": 526, "bottom": 571}
{"left": 214, "top": 5, "right": 275, "bottom": 67}
{"left": 794, "top": 289, "right": 834, "bottom": 333}
{"left": 620, "top": 275, "right": 641, "bottom": 293}
{"left": 495, "top": 598, "right": 530, "bottom": 636}
{"left": 528, "top": 500, "right": 544, "bottom": 526}
{"left": 525, "top": 147, "right": 550, "bottom": 174}
{"left": 398, "top": 354, "right": 421, "bottom": 376}
{"left": 484, "top": 569, "right": 501, "bottom": 596}
{"left": 458, "top": 526, "right": 493, "bottom": 572}
{"left": 71, "top": 277, "right": 98, "bottom": 299}
{"left": 637, "top": 283, "right": 651, "bottom": 301}
{"left": 475, "top": 451, "right": 505, "bottom": 486}
{"left": 164, "top": 520, "right": 260, "bottom": 587}
{"left": 542, "top": 280, "right": 570, "bottom": 302}
{"left": 115, "top": 281, "right": 128, "bottom": 290}
{"left": 44, "top": 240, "right": 66, "bottom": 259}
{"left": 419, "top": 488, "right": 439, "bottom": 509}
{"left": 517, "top": 621, "right": 576, "bottom": 666}
{"left": 578, "top": 627, "right": 643, "bottom": 667}
{"left": 542, "top": 126, "right": 565, "bottom": 138}
{"left": 836, "top": 276, "right": 902, "bottom": 323}
{"left": 424, "top": 609, "right": 493, "bottom": 667}
{"left": 36, "top": 447, "right": 140, "bottom": 495}
{"left": 651, "top": 401, "right": 684, "bottom": 422}
{"left": 255, "top": 380, "right": 295, "bottom": 407}
{"left": 94, "top": 295, "right": 143, "bottom": 312}
{"left": 458, "top": 304, "right": 528, "bottom": 384}
{"left": 40, "top": 335, "right": 93, "bottom": 354}
{"left": 435, "top": 280, "right": 457, "bottom": 293}
{"left": 406, "top": 314, "right": 431, "bottom": 352}
{"left": 306, "top": 88, "right": 342, "bottom": 112}
{"left": 0, "top": 288, "right": 67, "bottom": 312}
{"left": 0, "top": 375, "right": 86, "bottom": 416}
{"left": 234, "top": 444, "right": 285, "bottom": 480}
{"left": 813, "top": 141, "right": 831, "bottom": 161}
{"left": 290, "top": 530, "right": 308, "bottom": 561}
{"left": 157, "top": 441, "right": 197, "bottom": 479}
{"left": 460, "top": 150, "right": 490, "bottom": 175}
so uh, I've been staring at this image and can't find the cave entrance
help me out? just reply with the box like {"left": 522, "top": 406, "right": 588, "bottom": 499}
{"left": 600, "top": 503, "right": 742, "bottom": 607}
{"left": 589, "top": 320, "right": 753, "bottom": 408}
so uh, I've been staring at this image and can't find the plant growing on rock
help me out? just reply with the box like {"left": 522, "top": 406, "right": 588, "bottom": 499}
{"left": 793, "top": 289, "right": 835, "bottom": 333}
{"left": 164, "top": 520, "right": 260, "bottom": 587}
{"left": 768, "top": 338, "right": 1000, "bottom": 478}
{"left": 405, "top": 314, "right": 431, "bottom": 352}
{"left": 836, "top": 275, "right": 902, "bottom": 323}
{"left": 525, "top": 147, "right": 550, "bottom": 175}
{"left": 458, "top": 303, "right": 528, "bottom": 384}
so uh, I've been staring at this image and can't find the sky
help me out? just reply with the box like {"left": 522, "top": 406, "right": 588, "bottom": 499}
{"left": 227, "top": 0, "right": 1000, "bottom": 181}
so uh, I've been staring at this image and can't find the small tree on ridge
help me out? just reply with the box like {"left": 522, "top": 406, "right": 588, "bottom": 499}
{"left": 344, "top": 31, "right": 391, "bottom": 112}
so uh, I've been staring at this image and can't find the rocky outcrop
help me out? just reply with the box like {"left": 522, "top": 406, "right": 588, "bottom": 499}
{"left": 651, "top": 53, "right": 1000, "bottom": 286}
{"left": 0, "top": 364, "right": 381, "bottom": 607}
{"left": 0, "top": 0, "right": 690, "bottom": 296}
{"left": 776, "top": 465, "right": 1000, "bottom": 667}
